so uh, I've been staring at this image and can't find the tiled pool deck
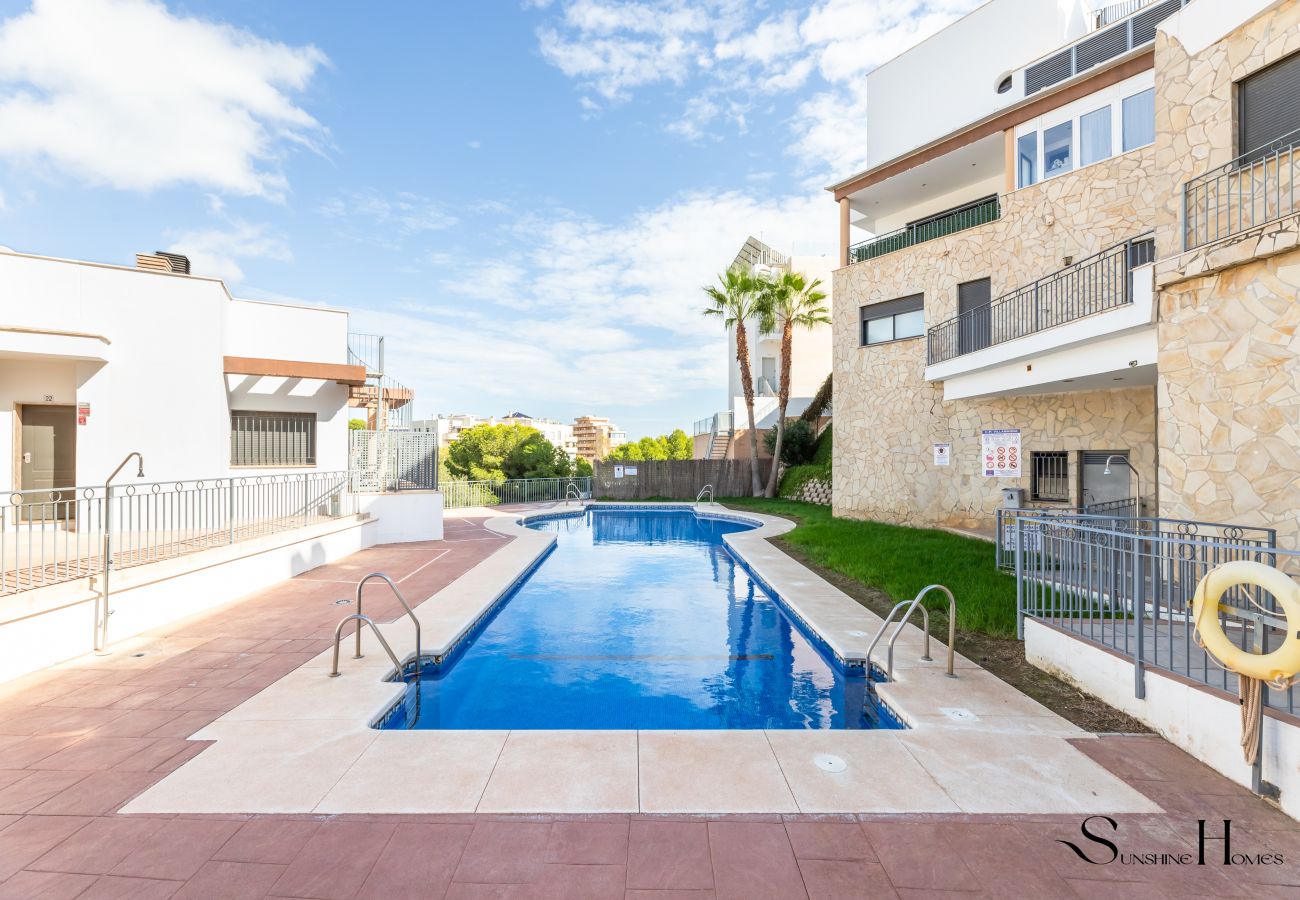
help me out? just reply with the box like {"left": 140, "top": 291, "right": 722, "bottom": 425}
{"left": 0, "top": 507, "right": 1295, "bottom": 897}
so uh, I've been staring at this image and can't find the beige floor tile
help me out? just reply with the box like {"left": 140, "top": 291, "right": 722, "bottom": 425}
{"left": 638, "top": 731, "right": 797, "bottom": 813}
{"left": 878, "top": 667, "right": 1057, "bottom": 720}
{"left": 215, "top": 667, "right": 405, "bottom": 724}
{"left": 316, "top": 730, "right": 507, "bottom": 813}
{"left": 765, "top": 730, "right": 960, "bottom": 813}
{"left": 477, "top": 731, "right": 639, "bottom": 813}
{"left": 121, "top": 721, "right": 377, "bottom": 814}
{"left": 898, "top": 730, "right": 1162, "bottom": 814}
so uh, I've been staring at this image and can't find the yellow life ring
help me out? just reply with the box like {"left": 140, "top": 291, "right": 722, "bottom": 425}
{"left": 1191, "top": 560, "right": 1300, "bottom": 686}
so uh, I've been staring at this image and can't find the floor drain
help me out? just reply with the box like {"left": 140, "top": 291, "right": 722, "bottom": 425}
{"left": 814, "top": 753, "right": 847, "bottom": 773}
{"left": 940, "top": 707, "right": 978, "bottom": 722}
{"left": 131, "top": 653, "right": 145, "bottom": 658}
{"left": 334, "top": 598, "right": 353, "bottom": 605}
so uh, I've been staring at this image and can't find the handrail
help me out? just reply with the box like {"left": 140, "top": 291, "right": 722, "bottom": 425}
{"left": 887, "top": 585, "right": 957, "bottom": 679}
{"left": 696, "top": 484, "right": 715, "bottom": 504}
{"left": 863, "top": 599, "right": 923, "bottom": 673}
{"left": 329, "top": 613, "right": 402, "bottom": 677}
{"left": 96, "top": 451, "right": 146, "bottom": 652}
{"left": 1183, "top": 125, "right": 1300, "bottom": 249}
{"left": 848, "top": 195, "right": 999, "bottom": 264}
{"left": 352, "top": 572, "right": 421, "bottom": 668}
{"left": 926, "top": 233, "right": 1154, "bottom": 365}
{"left": 565, "top": 483, "right": 584, "bottom": 505}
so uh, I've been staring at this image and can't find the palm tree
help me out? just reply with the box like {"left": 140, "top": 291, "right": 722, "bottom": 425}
{"left": 760, "top": 270, "right": 830, "bottom": 498}
{"left": 703, "top": 267, "right": 766, "bottom": 496}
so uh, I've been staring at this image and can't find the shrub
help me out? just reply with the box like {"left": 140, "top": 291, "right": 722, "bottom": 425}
{"left": 763, "top": 418, "right": 817, "bottom": 465}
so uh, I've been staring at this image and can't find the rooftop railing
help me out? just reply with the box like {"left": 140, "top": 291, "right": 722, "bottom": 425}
{"left": 1183, "top": 127, "right": 1300, "bottom": 250}
{"left": 926, "top": 233, "right": 1154, "bottom": 366}
{"left": 848, "top": 195, "right": 999, "bottom": 265}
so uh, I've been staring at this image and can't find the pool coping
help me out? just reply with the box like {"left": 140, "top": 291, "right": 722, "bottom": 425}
{"left": 118, "top": 501, "right": 1162, "bottom": 817}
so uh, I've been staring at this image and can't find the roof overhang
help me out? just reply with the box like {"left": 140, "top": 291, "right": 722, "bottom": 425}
{"left": 827, "top": 48, "right": 1154, "bottom": 202}
{"left": 223, "top": 355, "right": 366, "bottom": 386}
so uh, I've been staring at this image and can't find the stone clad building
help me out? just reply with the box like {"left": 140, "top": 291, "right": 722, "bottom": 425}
{"left": 828, "top": 0, "right": 1300, "bottom": 544}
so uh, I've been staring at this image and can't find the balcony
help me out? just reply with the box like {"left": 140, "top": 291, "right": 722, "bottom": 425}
{"left": 927, "top": 234, "right": 1154, "bottom": 366}
{"left": 848, "top": 195, "right": 1000, "bottom": 264}
{"left": 1183, "top": 127, "right": 1300, "bottom": 250}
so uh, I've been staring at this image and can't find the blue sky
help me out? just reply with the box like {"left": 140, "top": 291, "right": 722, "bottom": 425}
{"left": 0, "top": 0, "right": 977, "bottom": 437}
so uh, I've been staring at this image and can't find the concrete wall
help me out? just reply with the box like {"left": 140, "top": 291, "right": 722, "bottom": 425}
{"left": 1027, "top": 619, "right": 1300, "bottom": 820}
{"left": 864, "top": 0, "right": 1090, "bottom": 169}
{"left": 0, "top": 251, "right": 352, "bottom": 491}
{"left": 832, "top": 145, "right": 1159, "bottom": 529}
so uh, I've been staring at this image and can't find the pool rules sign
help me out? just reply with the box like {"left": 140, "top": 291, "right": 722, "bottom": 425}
{"left": 981, "top": 429, "right": 1020, "bottom": 477}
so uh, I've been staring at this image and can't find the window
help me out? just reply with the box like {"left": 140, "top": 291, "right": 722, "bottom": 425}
{"left": 1017, "top": 132, "right": 1037, "bottom": 188}
{"left": 1122, "top": 88, "right": 1155, "bottom": 151}
{"left": 1044, "top": 120, "right": 1073, "bottom": 176}
{"left": 860, "top": 294, "right": 924, "bottom": 346}
{"left": 1238, "top": 51, "right": 1300, "bottom": 158}
{"left": 230, "top": 411, "right": 317, "bottom": 466}
{"left": 1030, "top": 451, "right": 1069, "bottom": 502}
{"left": 1080, "top": 106, "right": 1112, "bottom": 166}
{"left": 957, "top": 278, "right": 992, "bottom": 355}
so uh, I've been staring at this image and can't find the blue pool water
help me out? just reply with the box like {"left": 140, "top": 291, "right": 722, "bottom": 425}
{"left": 378, "top": 507, "right": 900, "bottom": 730}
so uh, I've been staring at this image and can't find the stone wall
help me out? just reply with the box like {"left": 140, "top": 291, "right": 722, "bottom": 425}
{"left": 832, "top": 148, "right": 1159, "bottom": 530}
{"left": 790, "top": 477, "right": 832, "bottom": 506}
{"left": 1152, "top": 1, "right": 1300, "bottom": 546}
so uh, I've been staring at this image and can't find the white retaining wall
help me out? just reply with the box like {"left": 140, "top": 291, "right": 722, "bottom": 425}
{"left": 1026, "top": 618, "right": 1300, "bottom": 820}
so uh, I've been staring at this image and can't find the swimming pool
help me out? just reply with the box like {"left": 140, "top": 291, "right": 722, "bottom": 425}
{"left": 377, "top": 506, "right": 901, "bottom": 730}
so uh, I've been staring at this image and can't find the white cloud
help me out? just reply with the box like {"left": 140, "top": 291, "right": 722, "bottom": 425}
{"left": 0, "top": 0, "right": 327, "bottom": 198}
{"left": 167, "top": 218, "right": 291, "bottom": 282}
{"left": 532, "top": 0, "right": 983, "bottom": 177}
{"left": 351, "top": 189, "right": 834, "bottom": 417}
{"left": 318, "top": 190, "right": 458, "bottom": 249}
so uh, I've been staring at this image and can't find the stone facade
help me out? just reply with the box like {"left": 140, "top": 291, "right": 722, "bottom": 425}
{"left": 832, "top": 148, "right": 1159, "bottom": 530}
{"left": 1151, "top": 0, "right": 1300, "bottom": 546}
{"left": 790, "top": 477, "right": 832, "bottom": 506}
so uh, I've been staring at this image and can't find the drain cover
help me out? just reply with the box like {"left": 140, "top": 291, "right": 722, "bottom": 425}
{"left": 813, "top": 753, "right": 847, "bottom": 773}
{"left": 940, "top": 707, "right": 978, "bottom": 722}
{"left": 333, "top": 598, "right": 352, "bottom": 605}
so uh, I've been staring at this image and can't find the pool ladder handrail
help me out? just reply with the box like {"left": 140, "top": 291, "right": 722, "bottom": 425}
{"left": 565, "top": 482, "right": 584, "bottom": 505}
{"left": 696, "top": 484, "right": 715, "bottom": 504}
{"left": 329, "top": 572, "right": 422, "bottom": 678}
{"left": 865, "top": 584, "right": 957, "bottom": 681}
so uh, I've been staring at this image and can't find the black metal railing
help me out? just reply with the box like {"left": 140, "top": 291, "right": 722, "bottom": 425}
{"left": 848, "top": 196, "right": 999, "bottom": 264}
{"left": 926, "top": 233, "right": 1154, "bottom": 365}
{"left": 1183, "top": 126, "right": 1300, "bottom": 250}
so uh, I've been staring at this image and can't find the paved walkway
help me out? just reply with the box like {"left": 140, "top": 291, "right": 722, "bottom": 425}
{"left": 0, "top": 517, "right": 1295, "bottom": 898}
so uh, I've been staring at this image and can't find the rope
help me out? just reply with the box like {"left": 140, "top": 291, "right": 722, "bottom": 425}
{"left": 1239, "top": 674, "right": 1263, "bottom": 766}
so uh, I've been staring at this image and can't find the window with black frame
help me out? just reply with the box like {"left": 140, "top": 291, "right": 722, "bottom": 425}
{"left": 860, "top": 294, "right": 924, "bottom": 346}
{"left": 230, "top": 411, "right": 317, "bottom": 466}
{"left": 1238, "top": 50, "right": 1300, "bottom": 161}
{"left": 1030, "top": 450, "right": 1070, "bottom": 502}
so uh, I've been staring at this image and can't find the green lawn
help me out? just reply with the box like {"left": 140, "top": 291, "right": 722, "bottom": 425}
{"left": 720, "top": 497, "right": 1018, "bottom": 637}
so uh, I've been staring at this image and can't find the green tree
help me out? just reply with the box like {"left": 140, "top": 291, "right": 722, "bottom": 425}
{"left": 665, "top": 429, "right": 692, "bottom": 460}
{"left": 574, "top": 457, "right": 593, "bottom": 477}
{"left": 758, "top": 270, "right": 830, "bottom": 497}
{"left": 348, "top": 418, "right": 367, "bottom": 430}
{"left": 703, "top": 267, "right": 765, "bottom": 495}
{"left": 445, "top": 423, "right": 570, "bottom": 481}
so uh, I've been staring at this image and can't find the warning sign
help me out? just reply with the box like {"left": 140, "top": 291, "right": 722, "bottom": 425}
{"left": 981, "top": 429, "right": 1020, "bottom": 478}
{"left": 77, "top": 402, "right": 90, "bottom": 426}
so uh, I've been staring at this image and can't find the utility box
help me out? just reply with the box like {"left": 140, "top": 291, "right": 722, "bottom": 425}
{"left": 1000, "top": 487, "right": 1025, "bottom": 509}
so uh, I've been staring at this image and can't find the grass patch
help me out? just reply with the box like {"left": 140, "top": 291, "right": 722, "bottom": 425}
{"left": 721, "top": 497, "right": 1016, "bottom": 636}
{"left": 778, "top": 464, "right": 830, "bottom": 499}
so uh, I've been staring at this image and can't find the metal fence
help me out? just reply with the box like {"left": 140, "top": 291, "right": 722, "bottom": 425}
{"left": 1183, "top": 126, "right": 1300, "bottom": 249}
{"left": 996, "top": 500, "right": 1143, "bottom": 568}
{"left": 928, "top": 234, "right": 1154, "bottom": 364}
{"left": 2, "top": 471, "right": 353, "bottom": 596}
{"left": 440, "top": 476, "right": 592, "bottom": 509}
{"left": 848, "top": 196, "right": 1000, "bottom": 264}
{"left": 693, "top": 411, "right": 732, "bottom": 437}
{"left": 348, "top": 430, "right": 438, "bottom": 493}
{"left": 1009, "top": 513, "right": 1297, "bottom": 714}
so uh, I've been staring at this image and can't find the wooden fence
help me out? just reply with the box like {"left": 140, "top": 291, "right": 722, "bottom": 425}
{"left": 591, "top": 458, "right": 772, "bottom": 500}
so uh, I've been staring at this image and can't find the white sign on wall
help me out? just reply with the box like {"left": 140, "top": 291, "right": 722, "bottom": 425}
{"left": 933, "top": 443, "right": 951, "bottom": 466}
{"left": 624, "top": 465, "right": 638, "bottom": 476}
{"left": 981, "top": 429, "right": 1021, "bottom": 478}
{"left": 613, "top": 465, "right": 624, "bottom": 479}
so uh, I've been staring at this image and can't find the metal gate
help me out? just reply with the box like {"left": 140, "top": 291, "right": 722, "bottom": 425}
{"left": 348, "top": 430, "right": 439, "bottom": 492}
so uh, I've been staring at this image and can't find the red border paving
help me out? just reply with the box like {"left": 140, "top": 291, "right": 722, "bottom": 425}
{"left": 0, "top": 519, "right": 1296, "bottom": 898}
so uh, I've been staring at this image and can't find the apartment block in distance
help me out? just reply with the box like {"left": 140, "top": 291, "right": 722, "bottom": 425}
{"left": 829, "top": 0, "right": 1300, "bottom": 545}
{"left": 694, "top": 237, "right": 834, "bottom": 461}
{"left": 573, "top": 415, "right": 626, "bottom": 462}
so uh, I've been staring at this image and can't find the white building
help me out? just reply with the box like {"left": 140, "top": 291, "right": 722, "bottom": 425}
{"left": 0, "top": 248, "right": 362, "bottom": 493}
{"left": 695, "top": 237, "right": 834, "bottom": 461}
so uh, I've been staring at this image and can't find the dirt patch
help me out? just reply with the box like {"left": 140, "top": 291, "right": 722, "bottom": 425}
{"left": 767, "top": 537, "right": 1150, "bottom": 734}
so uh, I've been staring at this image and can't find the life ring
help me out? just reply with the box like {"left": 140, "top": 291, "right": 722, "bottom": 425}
{"left": 1191, "top": 560, "right": 1300, "bottom": 686}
